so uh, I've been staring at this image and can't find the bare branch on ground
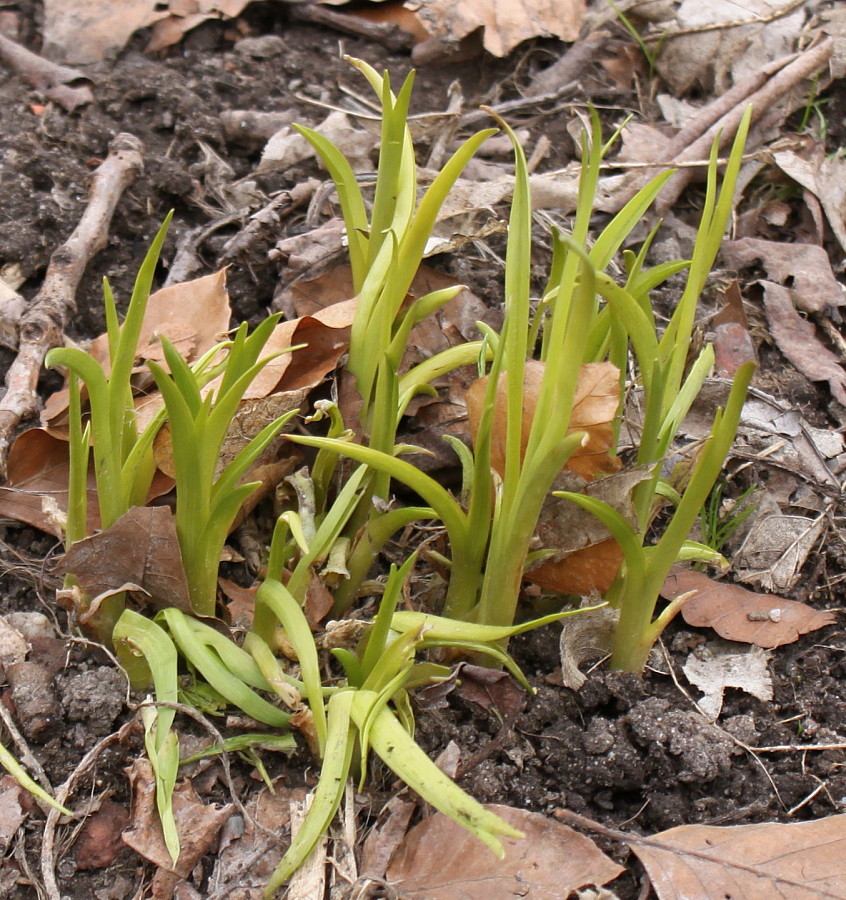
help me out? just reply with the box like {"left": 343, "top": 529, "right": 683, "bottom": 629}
{"left": 0, "top": 133, "right": 144, "bottom": 474}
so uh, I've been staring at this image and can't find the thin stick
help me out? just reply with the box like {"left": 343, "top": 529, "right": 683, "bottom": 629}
{"left": 0, "top": 32, "right": 93, "bottom": 111}
{"left": 0, "top": 133, "right": 143, "bottom": 473}
{"left": 41, "top": 725, "right": 130, "bottom": 900}
{"left": 0, "top": 699, "right": 54, "bottom": 792}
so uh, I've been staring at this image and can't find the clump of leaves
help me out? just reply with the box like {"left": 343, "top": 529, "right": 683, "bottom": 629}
{"left": 37, "top": 55, "right": 755, "bottom": 893}
{"left": 293, "top": 68, "right": 754, "bottom": 674}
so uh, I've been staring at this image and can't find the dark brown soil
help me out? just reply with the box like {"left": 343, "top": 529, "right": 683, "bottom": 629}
{"left": 1, "top": 5, "right": 844, "bottom": 900}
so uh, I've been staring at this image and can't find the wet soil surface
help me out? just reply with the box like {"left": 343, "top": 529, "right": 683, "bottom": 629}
{"left": 1, "top": 5, "right": 845, "bottom": 900}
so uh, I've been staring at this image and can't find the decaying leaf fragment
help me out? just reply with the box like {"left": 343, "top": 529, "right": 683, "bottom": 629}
{"left": 758, "top": 281, "right": 846, "bottom": 407}
{"left": 683, "top": 641, "right": 773, "bottom": 720}
{"left": 122, "top": 759, "right": 233, "bottom": 900}
{"left": 720, "top": 237, "right": 845, "bottom": 314}
{"left": 661, "top": 567, "right": 836, "bottom": 648}
{"left": 411, "top": 0, "right": 587, "bottom": 57}
{"left": 0, "top": 427, "right": 173, "bottom": 537}
{"left": 631, "top": 814, "right": 846, "bottom": 900}
{"left": 734, "top": 506, "right": 830, "bottom": 593}
{"left": 466, "top": 360, "right": 621, "bottom": 481}
{"left": 527, "top": 469, "right": 648, "bottom": 596}
{"left": 386, "top": 803, "right": 624, "bottom": 899}
{"left": 62, "top": 506, "right": 192, "bottom": 614}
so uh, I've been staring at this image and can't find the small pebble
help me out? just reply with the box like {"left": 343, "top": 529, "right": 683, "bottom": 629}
{"left": 234, "top": 35, "right": 286, "bottom": 59}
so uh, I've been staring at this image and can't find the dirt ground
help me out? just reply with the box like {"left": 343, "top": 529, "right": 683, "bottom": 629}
{"left": 1, "top": 3, "right": 845, "bottom": 899}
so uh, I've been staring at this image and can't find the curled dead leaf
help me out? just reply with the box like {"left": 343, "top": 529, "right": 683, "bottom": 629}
{"left": 386, "top": 803, "right": 623, "bottom": 899}
{"left": 466, "top": 359, "right": 621, "bottom": 481}
{"left": 661, "top": 567, "right": 836, "bottom": 648}
{"left": 62, "top": 506, "right": 192, "bottom": 614}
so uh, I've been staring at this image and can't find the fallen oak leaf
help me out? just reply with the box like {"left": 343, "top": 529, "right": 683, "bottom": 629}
{"left": 720, "top": 237, "right": 845, "bottom": 314}
{"left": 526, "top": 468, "right": 649, "bottom": 596}
{"left": 629, "top": 814, "right": 846, "bottom": 900}
{"left": 466, "top": 359, "right": 621, "bottom": 482}
{"left": 412, "top": 0, "right": 587, "bottom": 58}
{"left": 42, "top": 269, "right": 233, "bottom": 434}
{"left": 62, "top": 506, "right": 192, "bottom": 614}
{"left": 0, "top": 428, "right": 172, "bottom": 538}
{"left": 759, "top": 281, "right": 846, "bottom": 406}
{"left": 526, "top": 536, "right": 623, "bottom": 596}
{"left": 386, "top": 803, "right": 623, "bottom": 899}
{"left": 661, "top": 567, "right": 836, "bottom": 648}
{"left": 122, "top": 759, "right": 233, "bottom": 900}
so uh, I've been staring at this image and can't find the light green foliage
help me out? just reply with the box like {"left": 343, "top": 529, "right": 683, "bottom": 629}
{"left": 47, "top": 213, "right": 174, "bottom": 639}
{"left": 114, "top": 610, "right": 180, "bottom": 862}
{"left": 51, "top": 54, "right": 756, "bottom": 894}
{"left": 291, "top": 97, "right": 752, "bottom": 663}
{"left": 146, "top": 315, "right": 299, "bottom": 616}
{"left": 0, "top": 739, "right": 72, "bottom": 817}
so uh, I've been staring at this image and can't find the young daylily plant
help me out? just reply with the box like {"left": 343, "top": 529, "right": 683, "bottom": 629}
{"left": 31, "top": 54, "right": 755, "bottom": 896}
{"left": 292, "top": 80, "right": 754, "bottom": 674}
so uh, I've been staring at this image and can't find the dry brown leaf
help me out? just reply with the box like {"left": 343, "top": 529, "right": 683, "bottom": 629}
{"left": 0, "top": 776, "right": 25, "bottom": 855}
{"left": 661, "top": 567, "right": 836, "bottom": 648}
{"left": 712, "top": 279, "right": 756, "bottom": 378}
{"left": 412, "top": 0, "right": 587, "bottom": 58}
{"left": 721, "top": 238, "right": 845, "bottom": 314}
{"left": 62, "top": 506, "right": 192, "bottom": 614}
{"left": 43, "top": 0, "right": 165, "bottom": 64}
{"left": 218, "top": 577, "right": 256, "bottom": 631}
{"left": 759, "top": 281, "right": 846, "bottom": 406}
{"left": 466, "top": 360, "right": 621, "bottom": 481}
{"left": 527, "top": 537, "right": 624, "bottom": 596}
{"left": 279, "top": 263, "right": 488, "bottom": 372}
{"left": 145, "top": 1, "right": 250, "bottom": 54}
{"left": 386, "top": 803, "right": 624, "bottom": 898}
{"left": 631, "top": 814, "right": 846, "bottom": 900}
{"left": 212, "top": 785, "right": 303, "bottom": 900}
{"left": 0, "top": 427, "right": 100, "bottom": 537}
{"left": 361, "top": 796, "right": 417, "bottom": 882}
{"left": 452, "top": 663, "right": 526, "bottom": 720}
{"left": 771, "top": 147, "right": 846, "bottom": 255}
{"left": 243, "top": 297, "right": 357, "bottom": 398}
{"left": 734, "top": 508, "right": 829, "bottom": 593}
{"left": 0, "top": 428, "right": 172, "bottom": 537}
{"left": 43, "top": 269, "right": 232, "bottom": 433}
{"left": 347, "top": 2, "right": 432, "bottom": 44}
{"left": 123, "top": 759, "right": 234, "bottom": 900}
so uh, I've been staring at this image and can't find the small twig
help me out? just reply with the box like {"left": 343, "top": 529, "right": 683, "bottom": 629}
{"left": 41, "top": 724, "right": 131, "bottom": 900}
{"left": 786, "top": 780, "right": 827, "bottom": 816}
{"left": 0, "top": 32, "right": 93, "bottom": 111}
{"left": 0, "top": 700, "right": 54, "bottom": 793}
{"left": 754, "top": 741, "right": 846, "bottom": 753}
{"left": 0, "top": 133, "right": 143, "bottom": 474}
